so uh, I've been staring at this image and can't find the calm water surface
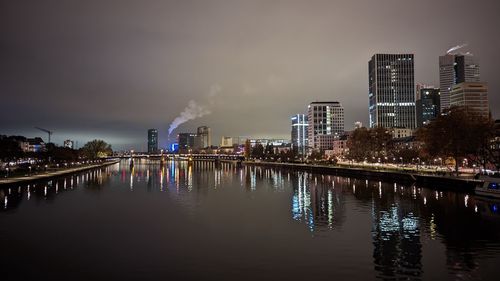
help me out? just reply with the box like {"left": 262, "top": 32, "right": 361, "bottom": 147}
{"left": 1, "top": 160, "right": 500, "bottom": 280}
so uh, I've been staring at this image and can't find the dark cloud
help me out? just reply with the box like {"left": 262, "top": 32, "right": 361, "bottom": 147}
{"left": 1, "top": 0, "right": 499, "bottom": 150}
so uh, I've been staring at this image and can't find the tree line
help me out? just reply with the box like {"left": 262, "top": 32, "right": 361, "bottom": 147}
{"left": 0, "top": 138, "right": 113, "bottom": 162}
{"left": 347, "top": 106, "right": 498, "bottom": 174}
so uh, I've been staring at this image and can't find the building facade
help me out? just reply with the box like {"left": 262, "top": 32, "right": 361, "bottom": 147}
{"left": 220, "top": 136, "right": 233, "bottom": 147}
{"left": 332, "top": 134, "right": 349, "bottom": 157}
{"left": 178, "top": 133, "right": 196, "bottom": 151}
{"left": 147, "top": 129, "right": 158, "bottom": 154}
{"left": 307, "top": 101, "right": 344, "bottom": 150}
{"left": 439, "top": 53, "right": 480, "bottom": 112}
{"left": 390, "top": 128, "right": 413, "bottom": 139}
{"left": 416, "top": 87, "right": 440, "bottom": 127}
{"left": 195, "top": 126, "right": 212, "bottom": 149}
{"left": 291, "top": 114, "right": 308, "bottom": 156}
{"left": 450, "top": 82, "right": 489, "bottom": 118}
{"left": 369, "top": 54, "right": 416, "bottom": 129}
{"left": 314, "top": 134, "right": 337, "bottom": 151}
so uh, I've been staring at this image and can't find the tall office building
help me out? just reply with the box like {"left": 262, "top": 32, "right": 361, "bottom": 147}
{"left": 195, "top": 126, "right": 212, "bottom": 149}
{"left": 291, "top": 114, "right": 308, "bottom": 156}
{"left": 450, "top": 82, "right": 489, "bottom": 118}
{"left": 178, "top": 133, "right": 196, "bottom": 151}
{"left": 416, "top": 87, "right": 440, "bottom": 127}
{"left": 369, "top": 54, "right": 416, "bottom": 129}
{"left": 307, "top": 101, "right": 344, "bottom": 149}
{"left": 439, "top": 53, "right": 480, "bottom": 112}
{"left": 147, "top": 129, "right": 158, "bottom": 154}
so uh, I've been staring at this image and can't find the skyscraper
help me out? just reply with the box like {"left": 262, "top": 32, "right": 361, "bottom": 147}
{"left": 369, "top": 54, "right": 416, "bottom": 129}
{"left": 178, "top": 133, "right": 196, "bottom": 152}
{"left": 307, "top": 101, "right": 344, "bottom": 150}
{"left": 291, "top": 114, "right": 308, "bottom": 156}
{"left": 450, "top": 82, "right": 489, "bottom": 118}
{"left": 195, "top": 126, "right": 212, "bottom": 149}
{"left": 416, "top": 87, "right": 440, "bottom": 127}
{"left": 147, "top": 129, "right": 158, "bottom": 154}
{"left": 439, "top": 53, "right": 480, "bottom": 112}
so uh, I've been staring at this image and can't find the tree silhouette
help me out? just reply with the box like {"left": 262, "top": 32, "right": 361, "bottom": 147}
{"left": 417, "top": 106, "right": 494, "bottom": 175}
{"left": 81, "top": 139, "right": 112, "bottom": 160}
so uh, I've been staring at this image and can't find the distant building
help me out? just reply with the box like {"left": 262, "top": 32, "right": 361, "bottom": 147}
{"left": 439, "top": 53, "right": 480, "bottom": 112}
{"left": 291, "top": 114, "right": 308, "bottom": 156}
{"left": 20, "top": 137, "right": 45, "bottom": 153}
{"left": 220, "top": 136, "right": 233, "bottom": 147}
{"left": 450, "top": 82, "right": 489, "bottom": 118}
{"left": 178, "top": 133, "right": 196, "bottom": 152}
{"left": 314, "top": 134, "right": 337, "bottom": 151}
{"left": 147, "top": 129, "right": 158, "bottom": 154}
{"left": 194, "top": 126, "right": 211, "bottom": 149}
{"left": 307, "top": 101, "right": 344, "bottom": 149}
{"left": 390, "top": 128, "right": 413, "bottom": 139}
{"left": 332, "top": 134, "right": 350, "bottom": 157}
{"left": 369, "top": 54, "right": 416, "bottom": 129}
{"left": 63, "top": 139, "right": 74, "bottom": 149}
{"left": 390, "top": 136, "right": 422, "bottom": 151}
{"left": 416, "top": 87, "right": 440, "bottom": 127}
{"left": 354, "top": 121, "right": 363, "bottom": 129}
{"left": 248, "top": 139, "right": 289, "bottom": 147}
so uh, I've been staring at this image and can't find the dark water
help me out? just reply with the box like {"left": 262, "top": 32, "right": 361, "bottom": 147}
{"left": 1, "top": 160, "right": 500, "bottom": 281}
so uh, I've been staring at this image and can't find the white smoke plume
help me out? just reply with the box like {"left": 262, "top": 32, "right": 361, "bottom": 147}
{"left": 168, "top": 84, "right": 221, "bottom": 136}
{"left": 446, "top": 43, "right": 468, "bottom": 54}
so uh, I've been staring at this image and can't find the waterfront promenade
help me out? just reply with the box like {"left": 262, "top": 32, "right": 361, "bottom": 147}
{"left": 244, "top": 160, "right": 483, "bottom": 191}
{"left": 0, "top": 160, "right": 119, "bottom": 186}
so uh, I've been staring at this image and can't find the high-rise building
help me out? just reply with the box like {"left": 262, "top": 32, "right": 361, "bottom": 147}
{"left": 450, "top": 82, "right": 489, "bottom": 118}
{"left": 439, "top": 53, "right": 480, "bottom": 112}
{"left": 195, "top": 126, "right": 212, "bottom": 149}
{"left": 416, "top": 87, "right": 440, "bottom": 127}
{"left": 307, "top": 101, "right": 344, "bottom": 150}
{"left": 291, "top": 114, "right": 308, "bottom": 156}
{"left": 177, "top": 133, "right": 196, "bottom": 151}
{"left": 369, "top": 54, "right": 416, "bottom": 129}
{"left": 147, "top": 129, "right": 158, "bottom": 154}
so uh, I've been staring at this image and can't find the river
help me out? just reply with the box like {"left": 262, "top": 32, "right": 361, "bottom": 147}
{"left": 1, "top": 159, "right": 499, "bottom": 280}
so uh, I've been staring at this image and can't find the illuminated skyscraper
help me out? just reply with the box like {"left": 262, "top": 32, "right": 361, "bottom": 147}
{"left": 439, "top": 53, "right": 480, "bottom": 112}
{"left": 307, "top": 101, "right": 344, "bottom": 150}
{"left": 416, "top": 87, "right": 440, "bottom": 127}
{"left": 291, "top": 114, "right": 308, "bottom": 156}
{"left": 369, "top": 54, "right": 416, "bottom": 129}
{"left": 147, "top": 129, "right": 158, "bottom": 154}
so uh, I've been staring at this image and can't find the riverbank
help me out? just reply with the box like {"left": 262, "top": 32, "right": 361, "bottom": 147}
{"left": 244, "top": 161, "right": 482, "bottom": 192}
{"left": 0, "top": 160, "right": 120, "bottom": 186}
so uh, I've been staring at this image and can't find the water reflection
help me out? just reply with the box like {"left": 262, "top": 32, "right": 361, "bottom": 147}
{"left": 1, "top": 160, "right": 500, "bottom": 280}
{"left": 0, "top": 164, "right": 119, "bottom": 211}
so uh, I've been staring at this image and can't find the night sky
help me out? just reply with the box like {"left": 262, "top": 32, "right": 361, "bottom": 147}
{"left": 1, "top": 0, "right": 499, "bottom": 151}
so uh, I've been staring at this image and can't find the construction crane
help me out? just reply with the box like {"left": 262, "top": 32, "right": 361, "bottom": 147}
{"left": 35, "top": 127, "right": 53, "bottom": 143}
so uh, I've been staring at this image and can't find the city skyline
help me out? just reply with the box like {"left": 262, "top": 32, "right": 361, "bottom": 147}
{"left": 1, "top": 0, "right": 499, "bottom": 150}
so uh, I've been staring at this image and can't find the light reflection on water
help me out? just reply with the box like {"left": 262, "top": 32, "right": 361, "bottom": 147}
{"left": 1, "top": 159, "right": 500, "bottom": 281}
